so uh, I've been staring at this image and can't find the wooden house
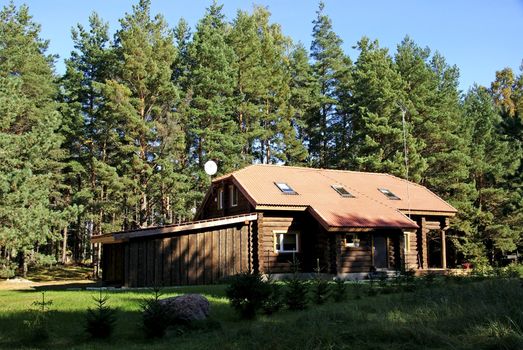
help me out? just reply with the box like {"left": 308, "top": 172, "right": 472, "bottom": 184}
{"left": 93, "top": 164, "right": 457, "bottom": 286}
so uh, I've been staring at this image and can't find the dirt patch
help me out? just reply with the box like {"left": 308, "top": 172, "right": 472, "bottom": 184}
{"left": 0, "top": 279, "right": 100, "bottom": 291}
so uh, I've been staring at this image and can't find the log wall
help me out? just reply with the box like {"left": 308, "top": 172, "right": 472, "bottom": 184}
{"left": 103, "top": 222, "right": 253, "bottom": 287}
{"left": 336, "top": 234, "right": 373, "bottom": 273}
{"left": 257, "top": 211, "right": 330, "bottom": 274}
{"left": 404, "top": 231, "right": 419, "bottom": 269}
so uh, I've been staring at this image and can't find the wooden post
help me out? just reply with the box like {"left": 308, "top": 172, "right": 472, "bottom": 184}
{"left": 420, "top": 217, "right": 428, "bottom": 269}
{"left": 441, "top": 230, "right": 447, "bottom": 269}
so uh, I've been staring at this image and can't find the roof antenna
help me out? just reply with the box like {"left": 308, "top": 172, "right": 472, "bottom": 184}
{"left": 397, "top": 102, "right": 412, "bottom": 218}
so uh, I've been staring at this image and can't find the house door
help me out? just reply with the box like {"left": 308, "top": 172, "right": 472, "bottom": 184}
{"left": 373, "top": 234, "right": 388, "bottom": 269}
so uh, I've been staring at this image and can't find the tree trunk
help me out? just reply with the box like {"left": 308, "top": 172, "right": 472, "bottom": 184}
{"left": 61, "top": 226, "right": 68, "bottom": 264}
{"left": 140, "top": 191, "right": 148, "bottom": 228}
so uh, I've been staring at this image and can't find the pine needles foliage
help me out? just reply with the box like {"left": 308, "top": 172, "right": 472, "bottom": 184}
{"left": 85, "top": 289, "right": 116, "bottom": 339}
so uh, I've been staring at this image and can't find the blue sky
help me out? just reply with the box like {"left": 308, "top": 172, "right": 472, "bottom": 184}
{"left": 10, "top": 0, "right": 523, "bottom": 92}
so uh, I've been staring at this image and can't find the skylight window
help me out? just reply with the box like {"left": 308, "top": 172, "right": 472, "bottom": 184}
{"left": 331, "top": 184, "right": 354, "bottom": 198}
{"left": 378, "top": 188, "right": 401, "bottom": 200}
{"left": 275, "top": 182, "right": 297, "bottom": 195}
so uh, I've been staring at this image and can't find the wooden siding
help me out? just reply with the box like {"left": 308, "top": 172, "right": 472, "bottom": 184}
{"left": 102, "top": 244, "right": 125, "bottom": 285}
{"left": 198, "top": 180, "right": 253, "bottom": 219}
{"left": 103, "top": 222, "right": 253, "bottom": 287}
{"left": 257, "top": 211, "right": 330, "bottom": 274}
{"left": 336, "top": 234, "right": 373, "bottom": 273}
{"left": 404, "top": 231, "right": 419, "bottom": 269}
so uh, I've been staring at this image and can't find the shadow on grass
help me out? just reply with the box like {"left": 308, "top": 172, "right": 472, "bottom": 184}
{"left": 2, "top": 279, "right": 523, "bottom": 350}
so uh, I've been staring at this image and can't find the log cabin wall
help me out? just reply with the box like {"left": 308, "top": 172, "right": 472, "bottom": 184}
{"left": 404, "top": 230, "right": 419, "bottom": 270}
{"left": 256, "top": 211, "right": 330, "bottom": 274}
{"left": 198, "top": 180, "right": 253, "bottom": 219}
{"left": 103, "top": 222, "right": 253, "bottom": 287}
{"left": 335, "top": 233, "right": 373, "bottom": 274}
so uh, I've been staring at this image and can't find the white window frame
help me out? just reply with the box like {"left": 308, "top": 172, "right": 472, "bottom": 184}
{"left": 217, "top": 188, "right": 224, "bottom": 210}
{"left": 273, "top": 230, "right": 300, "bottom": 253}
{"left": 344, "top": 233, "right": 361, "bottom": 248}
{"left": 404, "top": 232, "right": 411, "bottom": 253}
{"left": 229, "top": 185, "right": 238, "bottom": 207}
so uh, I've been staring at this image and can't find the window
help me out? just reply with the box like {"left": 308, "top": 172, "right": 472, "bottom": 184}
{"left": 275, "top": 182, "right": 297, "bottom": 195}
{"left": 229, "top": 185, "right": 238, "bottom": 207}
{"left": 378, "top": 188, "right": 401, "bottom": 200}
{"left": 332, "top": 184, "right": 355, "bottom": 198}
{"left": 274, "top": 230, "right": 299, "bottom": 253}
{"left": 217, "top": 188, "right": 224, "bottom": 210}
{"left": 344, "top": 233, "right": 361, "bottom": 248}
{"left": 404, "top": 233, "right": 411, "bottom": 253}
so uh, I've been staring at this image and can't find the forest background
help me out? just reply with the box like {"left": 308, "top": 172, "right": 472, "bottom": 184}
{"left": 0, "top": 0, "right": 522, "bottom": 276}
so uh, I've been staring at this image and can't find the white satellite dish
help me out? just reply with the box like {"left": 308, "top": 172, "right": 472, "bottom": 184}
{"left": 204, "top": 160, "right": 217, "bottom": 176}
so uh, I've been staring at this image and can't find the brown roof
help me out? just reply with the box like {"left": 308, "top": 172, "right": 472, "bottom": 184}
{"left": 214, "top": 165, "right": 457, "bottom": 230}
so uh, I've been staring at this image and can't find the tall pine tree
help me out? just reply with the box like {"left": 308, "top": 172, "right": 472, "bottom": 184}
{"left": 0, "top": 3, "right": 65, "bottom": 274}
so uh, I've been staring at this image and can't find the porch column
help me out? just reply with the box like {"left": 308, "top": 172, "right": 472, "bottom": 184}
{"left": 440, "top": 230, "right": 447, "bottom": 269}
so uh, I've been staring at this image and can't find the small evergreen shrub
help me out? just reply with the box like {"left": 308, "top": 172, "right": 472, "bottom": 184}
{"left": 24, "top": 292, "right": 53, "bottom": 343}
{"left": 262, "top": 277, "right": 284, "bottom": 315}
{"left": 331, "top": 278, "right": 347, "bottom": 302}
{"left": 225, "top": 272, "right": 271, "bottom": 319}
{"left": 311, "top": 260, "right": 330, "bottom": 304}
{"left": 284, "top": 257, "right": 308, "bottom": 310}
{"left": 85, "top": 289, "right": 116, "bottom": 339}
{"left": 141, "top": 287, "right": 169, "bottom": 338}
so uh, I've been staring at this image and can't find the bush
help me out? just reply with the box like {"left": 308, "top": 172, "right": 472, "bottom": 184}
{"left": 141, "top": 287, "right": 169, "bottom": 338}
{"left": 85, "top": 289, "right": 116, "bottom": 339}
{"left": 29, "top": 252, "right": 57, "bottom": 268}
{"left": 311, "top": 277, "right": 330, "bottom": 305}
{"left": 225, "top": 272, "right": 271, "bottom": 319}
{"left": 331, "top": 278, "right": 347, "bottom": 302}
{"left": 283, "top": 257, "right": 309, "bottom": 310}
{"left": 24, "top": 292, "right": 53, "bottom": 343}
{"left": 0, "top": 258, "right": 16, "bottom": 278}
{"left": 262, "top": 278, "right": 284, "bottom": 315}
{"left": 284, "top": 276, "right": 309, "bottom": 310}
{"left": 311, "top": 260, "right": 330, "bottom": 305}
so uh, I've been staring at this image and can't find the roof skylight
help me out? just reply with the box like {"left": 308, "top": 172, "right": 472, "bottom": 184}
{"left": 275, "top": 182, "right": 297, "bottom": 195}
{"left": 378, "top": 188, "right": 401, "bottom": 200}
{"left": 332, "top": 184, "right": 354, "bottom": 198}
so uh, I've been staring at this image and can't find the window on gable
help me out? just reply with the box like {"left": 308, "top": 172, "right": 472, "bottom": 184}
{"left": 274, "top": 230, "right": 299, "bottom": 253}
{"left": 217, "top": 188, "right": 224, "bottom": 210}
{"left": 378, "top": 188, "right": 401, "bottom": 200}
{"left": 229, "top": 185, "right": 238, "bottom": 207}
{"left": 275, "top": 182, "right": 297, "bottom": 195}
{"left": 332, "top": 184, "right": 355, "bottom": 198}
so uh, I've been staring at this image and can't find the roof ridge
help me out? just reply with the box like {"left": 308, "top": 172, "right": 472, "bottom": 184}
{"left": 247, "top": 163, "right": 402, "bottom": 177}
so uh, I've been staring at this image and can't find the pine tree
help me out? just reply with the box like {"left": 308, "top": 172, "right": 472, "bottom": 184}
{"left": 185, "top": 2, "right": 240, "bottom": 200}
{"left": 307, "top": 2, "right": 351, "bottom": 168}
{"left": 107, "top": 0, "right": 183, "bottom": 227}
{"left": 460, "top": 86, "right": 520, "bottom": 262}
{"left": 284, "top": 44, "right": 314, "bottom": 165}
{"left": 229, "top": 6, "right": 306, "bottom": 165}
{"left": 60, "top": 12, "right": 120, "bottom": 263}
{"left": 0, "top": 3, "right": 65, "bottom": 275}
{"left": 348, "top": 37, "right": 408, "bottom": 175}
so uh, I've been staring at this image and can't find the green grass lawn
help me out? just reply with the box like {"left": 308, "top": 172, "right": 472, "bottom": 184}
{"left": 1, "top": 278, "right": 523, "bottom": 350}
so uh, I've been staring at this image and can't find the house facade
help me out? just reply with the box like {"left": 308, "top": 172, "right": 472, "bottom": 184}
{"left": 93, "top": 165, "right": 457, "bottom": 286}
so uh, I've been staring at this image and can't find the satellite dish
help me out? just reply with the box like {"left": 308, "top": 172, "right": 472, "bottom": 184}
{"left": 204, "top": 160, "right": 217, "bottom": 176}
